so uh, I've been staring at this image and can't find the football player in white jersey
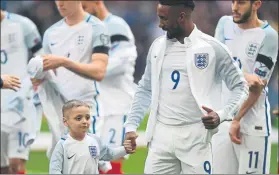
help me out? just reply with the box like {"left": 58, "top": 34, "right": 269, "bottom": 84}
{"left": 31, "top": 1, "right": 110, "bottom": 159}
{"left": 49, "top": 100, "right": 134, "bottom": 174}
{"left": 214, "top": 0, "right": 278, "bottom": 174}
{"left": 123, "top": 0, "right": 248, "bottom": 174}
{"left": 0, "top": 9, "right": 43, "bottom": 174}
{"left": 82, "top": 1, "right": 137, "bottom": 174}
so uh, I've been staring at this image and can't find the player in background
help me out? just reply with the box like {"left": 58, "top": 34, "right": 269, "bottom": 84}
{"left": 214, "top": 0, "right": 278, "bottom": 174}
{"left": 31, "top": 0, "right": 110, "bottom": 159}
{"left": 82, "top": 1, "right": 137, "bottom": 174}
{"left": 49, "top": 100, "right": 135, "bottom": 174}
{"left": 1, "top": 9, "right": 43, "bottom": 174}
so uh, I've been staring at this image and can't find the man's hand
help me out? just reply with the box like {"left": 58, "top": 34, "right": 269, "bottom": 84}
{"left": 31, "top": 78, "right": 44, "bottom": 86}
{"left": 123, "top": 139, "right": 136, "bottom": 154}
{"left": 43, "top": 55, "right": 65, "bottom": 71}
{"left": 272, "top": 108, "right": 279, "bottom": 116}
{"left": 229, "top": 120, "right": 241, "bottom": 144}
{"left": 1, "top": 75, "right": 21, "bottom": 91}
{"left": 244, "top": 73, "right": 265, "bottom": 91}
{"left": 124, "top": 131, "right": 138, "bottom": 152}
{"left": 201, "top": 106, "right": 220, "bottom": 129}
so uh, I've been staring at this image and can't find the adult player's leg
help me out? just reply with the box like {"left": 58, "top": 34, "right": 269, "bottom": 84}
{"left": 212, "top": 121, "right": 238, "bottom": 174}
{"left": 234, "top": 133, "right": 271, "bottom": 174}
{"left": 177, "top": 122, "right": 213, "bottom": 174}
{"left": 8, "top": 126, "right": 31, "bottom": 174}
{"left": 0, "top": 131, "right": 9, "bottom": 174}
{"left": 100, "top": 115, "right": 129, "bottom": 174}
{"left": 144, "top": 122, "right": 181, "bottom": 174}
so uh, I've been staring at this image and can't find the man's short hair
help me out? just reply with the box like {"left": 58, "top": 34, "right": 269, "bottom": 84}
{"left": 159, "top": 0, "right": 195, "bottom": 10}
{"left": 62, "top": 99, "right": 91, "bottom": 117}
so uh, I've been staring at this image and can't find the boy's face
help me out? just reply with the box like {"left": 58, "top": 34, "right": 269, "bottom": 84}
{"left": 64, "top": 106, "right": 91, "bottom": 134}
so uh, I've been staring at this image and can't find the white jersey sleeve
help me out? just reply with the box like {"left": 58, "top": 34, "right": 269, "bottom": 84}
{"left": 88, "top": 16, "right": 111, "bottom": 51}
{"left": 49, "top": 139, "right": 64, "bottom": 174}
{"left": 5, "top": 12, "right": 42, "bottom": 52}
{"left": 104, "top": 14, "right": 137, "bottom": 77}
{"left": 123, "top": 37, "right": 155, "bottom": 132}
{"left": 252, "top": 25, "right": 278, "bottom": 81}
{"left": 91, "top": 134, "right": 127, "bottom": 161}
{"left": 19, "top": 16, "right": 42, "bottom": 52}
{"left": 214, "top": 16, "right": 230, "bottom": 44}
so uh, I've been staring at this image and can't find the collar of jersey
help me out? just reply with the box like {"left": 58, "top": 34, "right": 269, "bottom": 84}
{"left": 62, "top": 12, "right": 91, "bottom": 28}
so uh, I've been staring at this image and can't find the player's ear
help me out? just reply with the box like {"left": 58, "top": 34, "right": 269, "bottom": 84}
{"left": 253, "top": 0, "right": 262, "bottom": 11}
{"left": 63, "top": 117, "right": 69, "bottom": 127}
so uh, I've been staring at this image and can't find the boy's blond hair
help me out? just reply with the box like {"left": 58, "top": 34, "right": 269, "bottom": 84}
{"left": 62, "top": 99, "right": 91, "bottom": 118}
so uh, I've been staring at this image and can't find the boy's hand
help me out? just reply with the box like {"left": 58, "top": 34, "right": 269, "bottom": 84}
{"left": 123, "top": 140, "right": 136, "bottom": 154}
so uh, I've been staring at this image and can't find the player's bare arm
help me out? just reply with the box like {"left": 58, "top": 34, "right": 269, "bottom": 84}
{"left": 230, "top": 74, "right": 267, "bottom": 144}
{"left": 42, "top": 53, "right": 108, "bottom": 81}
{"left": 243, "top": 72, "right": 264, "bottom": 90}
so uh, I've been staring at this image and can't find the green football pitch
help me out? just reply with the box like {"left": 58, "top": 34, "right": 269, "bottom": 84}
{"left": 26, "top": 117, "right": 278, "bottom": 174}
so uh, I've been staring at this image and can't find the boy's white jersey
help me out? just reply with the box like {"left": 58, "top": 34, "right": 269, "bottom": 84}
{"left": 215, "top": 16, "right": 278, "bottom": 136}
{"left": 99, "top": 13, "right": 137, "bottom": 116}
{"left": 1, "top": 11, "right": 41, "bottom": 108}
{"left": 49, "top": 133, "right": 127, "bottom": 174}
{"left": 43, "top": 13, "right": 110, "bottom": 115}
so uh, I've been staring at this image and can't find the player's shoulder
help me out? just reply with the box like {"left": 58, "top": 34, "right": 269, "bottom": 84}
{"left": 87, "top": 133, "right": 102, "bottom": 146}
{"left": 105, "top": 14, "right": 129, "bottom": 28}
{"left": 86, "top": 14, "right": 105, "bottom": 27}
{"left": 216, "top": 15, "right": 234, "bottom": 32}
{"left": 44, "top": 19, "right": 64, "bottom": 35}
{"left": 60, "top": 134, "right": 68, "bottom": 141}
{"left": 261, "top": 22, "right": 278, "bottom": 44}
{"left": 218, "top": 15, "right": 233, "bottom": 23}
{"left": 5, "top": 11, "right": 36, "bottom": 29}
{"left": 152, "top": 35, "right": 166, "bottom": 46}
{"left": 200, "top": 31, "right": 232, "bottom": 57}
{"left": 106, "top": 14, "right": 133, "bottom": 37}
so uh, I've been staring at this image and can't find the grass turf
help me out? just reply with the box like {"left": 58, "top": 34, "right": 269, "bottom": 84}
{"left": 26, "top": 144, "right": 277, "bottom": 174}
{"left": 33, "top": 115, "right": 277, "bottom": 174}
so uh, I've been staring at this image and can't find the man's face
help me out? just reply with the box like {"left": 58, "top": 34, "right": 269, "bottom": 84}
{"left": 55, "top": 1, "right": 79, "bottom": 17}
{"left": 64, "top": 106, "right": 91, "bottom": 134}
{"left": 82, "top": 1, "right": 98, "bottom": 16}
{"left": 232, "top": 0, "right": 253, "bottom": 24}
{"left": 157, "top": 4, "right": 183, "bottom": 39}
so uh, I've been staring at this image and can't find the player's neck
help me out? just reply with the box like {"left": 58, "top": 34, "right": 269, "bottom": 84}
{"left": 98, "top": 6, "right": 110, "bottom": 21}
{"left": 69, "top": 132, "right": 86, "bottom": 141}
{"left": 237, "top": 15, "right": 264, "bottom": 30}
{"left": 65, "top": 9, "right": 87, "bottom": 26}
{"left": 176, "top": 22, "right": 195, "bottom": 44}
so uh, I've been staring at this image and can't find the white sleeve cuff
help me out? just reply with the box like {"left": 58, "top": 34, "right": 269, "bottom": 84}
{"left": 124, "top": 126, "right": 137, "bottom": 133}
{"left": 216, "top": 109, "right": 227, "bottom": 123}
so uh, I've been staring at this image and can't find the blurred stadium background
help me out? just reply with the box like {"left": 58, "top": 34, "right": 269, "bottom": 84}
{"left": 2, "top": 0, "right": 279, "bottom": 174}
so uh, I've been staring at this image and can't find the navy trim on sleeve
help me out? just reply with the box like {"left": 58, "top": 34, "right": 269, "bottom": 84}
{"left": 256, "top": 54, "right": 274, "bottom": 70}
{"left": 93, "top": 46, "right": 109, "bottom": 54}
{"left": 111, "top": 35, "right": 129, "bottom": 43}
